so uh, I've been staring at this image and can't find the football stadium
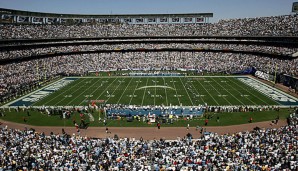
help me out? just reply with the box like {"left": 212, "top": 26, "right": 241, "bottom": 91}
{"left": 0, "top": 1, "right": 298, "bottom": 170}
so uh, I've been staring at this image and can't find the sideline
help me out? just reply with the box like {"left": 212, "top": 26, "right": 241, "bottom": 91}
{"left": 0, "top": 119, "right": 287, "bottom": 140}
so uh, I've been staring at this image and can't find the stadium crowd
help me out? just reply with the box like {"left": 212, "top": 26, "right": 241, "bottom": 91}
{"left": 0, "top": 13, "right": 297, "bottom": 171}
{"left": 1, "top": 51, "right": 298, "bottom": 103}
{"left": 1, "top": 14, "right": 297, "bottom": 39}
{"left": 0, "top": 14, "right": 297, "bottom": 102}
{"left": 0, "top": 43, "right": 297, "bottom": 60}
{"left": 0, "top": 113, "right": 297, "bottom": 170}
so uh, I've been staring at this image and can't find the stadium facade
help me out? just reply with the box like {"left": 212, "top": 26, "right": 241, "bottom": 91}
{"left": 0, "top": 8, "right": 213, "bottom": 24}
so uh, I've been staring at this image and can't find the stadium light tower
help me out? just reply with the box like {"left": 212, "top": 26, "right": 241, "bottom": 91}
{"left": 292, "top": 2, "right": 298, "bottom": 13}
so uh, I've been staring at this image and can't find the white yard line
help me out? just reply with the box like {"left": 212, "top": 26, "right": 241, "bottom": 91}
{"left": 203, "top": 78, "right": 232, "bottom": 105}
{"left": 210, "top": 77, "right": 245, "bottom": 105}
{"left": 170, "top": 77, "right": 181, "bottom": 105}
{"left": 235, "top": 78, "right": 274, "bottom": 105}
{"left": 94, "top": 78, "right": 118, "bottom": 101}
{"left": 194, "top": 79, "right": 220, "bottom": 106}
{"left": 188, "top": 78, "right": 205, "bottom": 104}
{"left": 104, "top": 78, "right": 126, "bottom": 104}
{"left": 116, "top": 78, "right": 133, "bottom": 104}
{"left": 6, "top": 75, "right": 297, "bottom": 108}
{"left": 129, "top": 78, "right": 141, "bottom": 105}
{"left": 141, "top": 78, "right": 149, "bottom": 105}
{"left": 222, "top": 77, "right": 258, "bottom": 105}
{"left": 178, "top": 77, "right": 194, "bottom": 106}
{"left": 78, "top": 78, "right": 108, "bottom": 106}
{"left": 65, "top": 78, "right": 102, "bottom": 106}
{"left": 50, "top": 78, "right": 88, "bottom": 106}
{"left": 162, "top": 77, "right": 169, "bottom": 106}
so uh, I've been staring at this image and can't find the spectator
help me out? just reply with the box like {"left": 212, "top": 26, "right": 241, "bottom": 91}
{"left": 0, "top": 112, "right": 296, "bottom": 170}
{"left": 1, "top": 51, "right": 297, "bottom": 103}
{"left": 157, "top": 122, "right": 161, "bottom": 129}
{"left": 205, "top": 118, "right": 208, "bottom": 126}
{"left": 0, "top": 14, "right": 297, "bottom": 39}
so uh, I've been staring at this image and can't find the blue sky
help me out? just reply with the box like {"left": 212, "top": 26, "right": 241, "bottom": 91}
{"left": 0, "top": 0, "right": 296, "bottom": 22}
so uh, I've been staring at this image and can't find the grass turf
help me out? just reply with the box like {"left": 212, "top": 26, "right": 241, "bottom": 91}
{"left": 32, "top": 76, "right": 278, "bottom": 107}
{"left": 0, "top": 108, "right": 292, "bottom": 127}
{"left": 2, "top": 76, "right": 290, "bottom": 127}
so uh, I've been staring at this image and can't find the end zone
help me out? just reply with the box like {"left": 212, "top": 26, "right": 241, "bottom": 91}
{"left": 2, "top": 78, "right": 78, "bottom": 107}
{"left": 237, "top": 77, "right": 298, "bottom": 106}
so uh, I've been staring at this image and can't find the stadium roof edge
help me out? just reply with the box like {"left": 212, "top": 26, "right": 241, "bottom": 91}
{"left": 0, "top": 35, "right": 297, "bottom": 42}
{"left": 0, "top": 8, "right": 213, "bottom": 18}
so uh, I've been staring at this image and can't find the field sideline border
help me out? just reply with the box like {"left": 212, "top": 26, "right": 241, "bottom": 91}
{"left": 2, "top": 75, "right": 298, "bottom": 108}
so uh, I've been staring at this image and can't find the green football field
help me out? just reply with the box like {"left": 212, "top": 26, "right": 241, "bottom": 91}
{"left": 30, "top": 76, "right": 279, "bottom": 107}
